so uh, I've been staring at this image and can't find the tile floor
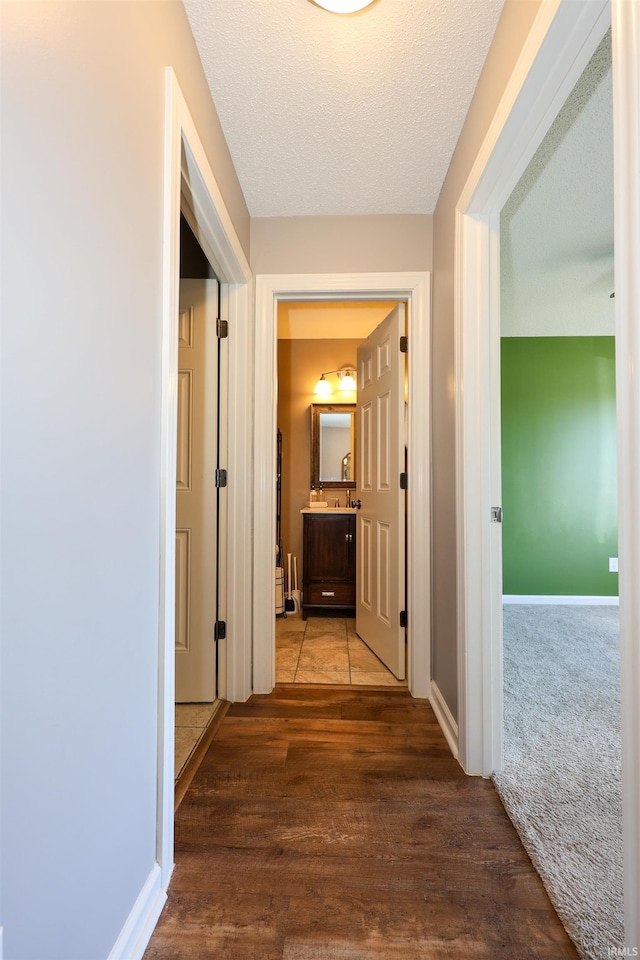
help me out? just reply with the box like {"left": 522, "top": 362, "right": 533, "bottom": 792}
{"left": 276, "top": 613, "right": 406, "bottom": 686}
{"left": 175, "top": 701, "right": 220, "bottom": 780}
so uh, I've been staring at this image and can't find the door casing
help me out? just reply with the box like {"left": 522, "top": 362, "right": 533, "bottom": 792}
{"left": 253, "top": 273, "right": 431, "bottom": 701}
{"left": 454, "top": 0, "right": 640, "bottom": 945}
{"left": 160, "top": 68, "right": 253, "bottom": 892}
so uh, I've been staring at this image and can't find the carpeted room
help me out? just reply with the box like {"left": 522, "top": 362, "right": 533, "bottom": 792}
{"left": 497, "top": 31, "right": 622, "bottom": 960}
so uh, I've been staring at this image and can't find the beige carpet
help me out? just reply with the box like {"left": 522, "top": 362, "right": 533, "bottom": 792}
{"left": 493, "top": 604, "right": 624, "bottom": 960}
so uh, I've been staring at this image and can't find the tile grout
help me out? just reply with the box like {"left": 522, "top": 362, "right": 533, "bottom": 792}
{"left": 278, "top": 616, "right": 405, "bottom": 687}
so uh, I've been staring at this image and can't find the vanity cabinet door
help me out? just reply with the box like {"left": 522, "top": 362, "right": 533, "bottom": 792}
{"left": 305, "top": 515, "right": 353, "bottom": 579}
{"left": 302, "top": 514, "right": 356, "bottom": 618}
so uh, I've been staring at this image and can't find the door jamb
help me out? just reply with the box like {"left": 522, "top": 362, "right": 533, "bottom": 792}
{"left": 253, "top": 273, "right": 431, "bottom": 701}
{"left": 455, "top": 0, "right": 611, "bottom": 773}
{"left": 455, "top": 0, "right": 640, "bottom": 945}
{"left": 159, "top": 68, "right": 253, "bottom": 891}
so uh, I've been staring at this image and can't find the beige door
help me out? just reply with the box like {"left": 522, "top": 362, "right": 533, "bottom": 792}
{"left": 355, "top": 304, "right": 406, "bottom": 679}
{"left": 175, "top": 279, "right": 219, "bottom": 702}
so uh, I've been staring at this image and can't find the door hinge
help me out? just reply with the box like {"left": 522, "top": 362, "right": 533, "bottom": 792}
{"left": 214, "top": 620, "right": 226, "bottom": 641}
{"left": 400, "top": 610, "right": 407, "bottom": 628}
{"left": 400, "top": 472, "right": 408, "bottom": 490}
{"left": 215, "top": 468, "right": 228, "bottom": 488}
{"left": 491, "top": 506, "right": 503, "bottom": 523}
{"left": 216, "top": 318, "right": 229, "bottom": 339}
{"left": 400, "top": 335, "right": 408, "bottom": 353}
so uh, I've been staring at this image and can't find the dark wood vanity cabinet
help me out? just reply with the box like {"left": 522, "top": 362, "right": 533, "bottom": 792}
{"left": 302, "top": 513, "right": 356, "bottom": 619}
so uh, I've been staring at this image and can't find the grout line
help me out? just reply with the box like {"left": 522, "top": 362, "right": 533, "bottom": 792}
{"left": 292, "top": 619, "right": 306, "bottom": 683}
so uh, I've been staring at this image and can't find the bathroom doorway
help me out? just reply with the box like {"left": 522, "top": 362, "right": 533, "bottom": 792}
{"left": 275, "top": 300, "right": 407, "bottom": 686}
{"left": 252, "top": 272, "right": 431, "bottom": 701}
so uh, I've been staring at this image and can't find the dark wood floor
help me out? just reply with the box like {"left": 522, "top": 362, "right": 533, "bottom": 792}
{"left": 144, "top": 687, "right": 577, "bottom": 959}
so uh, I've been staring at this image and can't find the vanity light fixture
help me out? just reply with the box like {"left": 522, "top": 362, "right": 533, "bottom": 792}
{"left": 338, "top": 370, "right": 356, "bottom": 391}
{"left": 313, "top": 366, "right": 357, "bottom": 396}
{"left": 313, "top": 374, "right": 333, "bottom": 398}
{"left": 309, "top": 0, "right": 376, "bottom": 13}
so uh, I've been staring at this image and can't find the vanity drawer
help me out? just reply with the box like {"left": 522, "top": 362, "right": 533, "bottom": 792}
{"left": 306, "top": 582, "right": 355, "bottom": 605}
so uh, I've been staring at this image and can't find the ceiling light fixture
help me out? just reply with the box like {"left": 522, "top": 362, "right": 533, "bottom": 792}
{"left": 310, "top": 0, "right": 376, "bottom": 14}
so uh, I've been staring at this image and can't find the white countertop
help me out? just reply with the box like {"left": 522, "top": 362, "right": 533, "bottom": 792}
{"left": 300, "top": 506, "right": 357, "bottom": 514}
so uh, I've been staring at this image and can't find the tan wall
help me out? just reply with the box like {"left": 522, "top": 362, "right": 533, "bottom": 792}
{"left": 251, "top": 215, "right": 433, "bottom": 274}
{"left": 278, "top": 339, "right": 361, "bottom": 585}
{"left": 0, "top": 2, "right": 248, "bottom": 956}
{"left": 430, "top": 0, "right": 543, "bottom": 719}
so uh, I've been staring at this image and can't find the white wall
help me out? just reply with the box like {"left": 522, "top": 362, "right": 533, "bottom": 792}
{"left": 0, "top": 3, "right": 248, "bottom": 957}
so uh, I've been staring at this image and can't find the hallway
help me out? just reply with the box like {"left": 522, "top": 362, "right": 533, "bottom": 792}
{"left": 145, "top": 687, "right": 576, "bottom": 959}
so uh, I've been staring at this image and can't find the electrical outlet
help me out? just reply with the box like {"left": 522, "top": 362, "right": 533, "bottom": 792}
{"left": 609, "top": 557, "right": 619, "bottom": 573}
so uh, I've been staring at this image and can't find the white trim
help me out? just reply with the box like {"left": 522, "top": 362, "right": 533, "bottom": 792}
{"left": 107, "top": 865, "right": 166, "bottom": 960}
{"left": 220, "top": 280, "right": 254, "bottom": 703}
{"left": 502, "top": 595, "right": 620, "bottom": 606}
{"left": 454, "top": 0, "right": 640, "bottom": 943}
{"left": 454, "top": 210, "right": 504, "bottom": 778}
{"left": 158, "top": 69, "right": 253, "bottom": 894}
{"left": 455, "top": 0, "right": 610, "bottom": 778}
{"left": 611, "top": 0, "right": 640, "bottom": 947}
{"left": 253, "top": 273, "right": 431, "bottom": 699}
{"left": 429, "top": 681, "right": 459, "bottom": 760}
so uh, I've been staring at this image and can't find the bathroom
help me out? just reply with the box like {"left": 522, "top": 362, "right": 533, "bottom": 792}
{"left": 275, "top": 300, "right": 407, "bottom": 686}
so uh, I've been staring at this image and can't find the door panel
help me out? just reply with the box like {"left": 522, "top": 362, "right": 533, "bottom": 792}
{"left": 361, "top": 401, "right": 373, "bottom": 491}
{"left": 175, "top": 278, "right": 219, "bottom": 702}
{"left": 176, "top": 370, "right": 192, "bottom": 491}
{"left": 355, "top": 304, "right": 406, "bottom": 679}
{"left": 175, "top": 529, "right": 190, "bottom": 652}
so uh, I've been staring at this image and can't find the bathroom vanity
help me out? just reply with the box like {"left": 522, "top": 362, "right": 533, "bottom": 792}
{"left": 301, "top": 508, "right": 356, "bottom": 620}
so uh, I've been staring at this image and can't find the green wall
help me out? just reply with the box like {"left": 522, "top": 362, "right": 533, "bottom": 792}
{"left": 501, "top": 337, "right": 617, "bottom": 596}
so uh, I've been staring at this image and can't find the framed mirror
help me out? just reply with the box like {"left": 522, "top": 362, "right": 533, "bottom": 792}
{"left": 310, "top": 403, "right": 356, "bottom": 490}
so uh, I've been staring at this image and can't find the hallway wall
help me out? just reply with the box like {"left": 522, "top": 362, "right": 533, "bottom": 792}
{"left": 251, "top": 215, "right": 433, "bottom": 274}
{"left": 431, "top": 0, "right": 543, "bottom": 720}
{"left": 0, "top": 2, "right": 248, "bottom": 957}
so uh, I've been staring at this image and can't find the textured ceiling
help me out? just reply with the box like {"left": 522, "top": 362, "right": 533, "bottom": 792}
{"left": 183, "top": 0, "right": 504, "bottom": 217}
{"left": 501, "top": 31, "right": 613, "bottom": 337}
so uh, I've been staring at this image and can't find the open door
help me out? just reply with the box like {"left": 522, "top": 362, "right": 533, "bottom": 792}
{"left": 355, "top": 304, "right": 406, "bottom": 679}
{"left": 175, "top": 278, "right": 219, "bottom": 702}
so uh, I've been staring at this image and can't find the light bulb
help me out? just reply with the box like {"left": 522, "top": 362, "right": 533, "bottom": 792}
{"left": 339, "top": 372, "right": 356, "bottom": 391}
{"left": 313, "top": 375, "right": 332, "bottom": 397}
{"left": 311, "top": 0, "right": 376, "bottom": 13}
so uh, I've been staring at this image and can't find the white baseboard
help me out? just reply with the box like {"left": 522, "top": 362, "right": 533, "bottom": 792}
{"left": 502, "top": 595, "right": 619, "bottom": 606}
{"left": 429, "top": 681, "right": 459, "bottom": 759}
{"left": 108, "top": 862, "right": 166, "bottom": 960}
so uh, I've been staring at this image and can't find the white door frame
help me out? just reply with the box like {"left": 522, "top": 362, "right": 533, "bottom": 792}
{"left": 158, "top": 69, "right": 253, "bottom": 891}
{"left": 253, "top": 273, "right": 431, "bottom": 701}
{"left": 455, "top": 0, "right": 640, "bottom": 945}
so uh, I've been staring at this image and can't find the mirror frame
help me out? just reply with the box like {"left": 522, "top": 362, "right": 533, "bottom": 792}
{"left": 310, "top": 403, "right": 356, "bottom": 490}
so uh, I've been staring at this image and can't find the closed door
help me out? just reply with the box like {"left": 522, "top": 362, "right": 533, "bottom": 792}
{"left": 175, "top": 279, "right": 219, "bottom": 702}
{"left": 356, "top": 304, "right": 406, "bottom": 679}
